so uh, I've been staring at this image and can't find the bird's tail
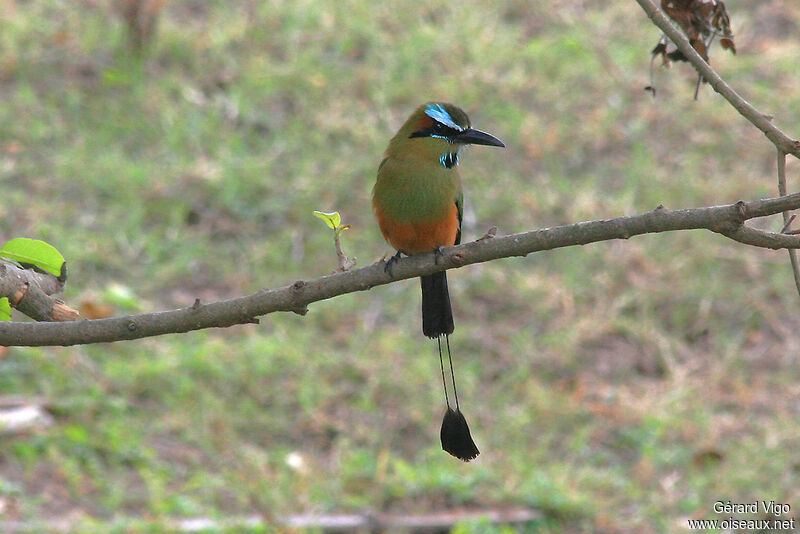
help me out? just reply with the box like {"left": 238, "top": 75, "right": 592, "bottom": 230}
{"left": 422, "top": 271, "right": 479, "bottom": 461}
{"left": 421, "top": 271, "right": 454, "bottom": 338}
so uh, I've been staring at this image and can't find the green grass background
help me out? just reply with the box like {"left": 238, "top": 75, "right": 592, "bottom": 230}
{"left": 1, "top": 0, "right": 800, "bottom": 532}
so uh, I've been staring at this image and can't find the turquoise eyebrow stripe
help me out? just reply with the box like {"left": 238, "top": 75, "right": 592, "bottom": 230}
{"left": 425, "top": 104, "right": 463, "bottom": 131}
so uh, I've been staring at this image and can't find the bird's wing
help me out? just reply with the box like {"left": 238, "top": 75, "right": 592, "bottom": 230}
{"left": 455, "top": 191, "right": 463, "bottom": 246}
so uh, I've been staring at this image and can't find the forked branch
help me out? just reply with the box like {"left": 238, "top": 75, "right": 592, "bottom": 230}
{"left": 0, "top": 263, "right": 78, "bottom": 322}
{"left": 635, "top": 0, "right": 800, "bottom": 158}
{"left": 635, "top": 0, "right": 800, "bottom": 295}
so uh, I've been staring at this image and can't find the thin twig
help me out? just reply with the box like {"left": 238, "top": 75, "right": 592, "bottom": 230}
{"left": 781, "top": 214, "right": 796, "bottom": 234}
{"left": 776, "top": 149, "right": 800, "bottom": 296}
{"left": 333, "top": 231, "right": 356, "bottom": 272}
{"left": 693, "top": 32, "right": 716, "bottom": 101}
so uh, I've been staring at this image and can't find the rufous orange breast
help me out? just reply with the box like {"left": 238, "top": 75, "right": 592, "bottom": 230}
{"left": 373, "top": 202, "right": 459, "bottom": 255}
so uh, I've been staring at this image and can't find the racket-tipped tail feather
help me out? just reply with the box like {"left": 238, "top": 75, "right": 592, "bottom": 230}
{"left": 440, "top": 407, "right": 479, "bottom": 461}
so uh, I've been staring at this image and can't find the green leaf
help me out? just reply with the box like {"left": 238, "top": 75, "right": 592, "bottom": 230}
{"left": 313, "top": 210, "right": 341, "bottom": 230}
{"left": 0, "top": 238, "right": 65, "bottom": 278}
{"left": 0, "top": 298, "right": 10, "bottom": 321}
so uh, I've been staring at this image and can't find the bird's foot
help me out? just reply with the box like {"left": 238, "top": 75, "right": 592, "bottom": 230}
{"left": 384, "top": 250, "right": 403, "bottom": 277}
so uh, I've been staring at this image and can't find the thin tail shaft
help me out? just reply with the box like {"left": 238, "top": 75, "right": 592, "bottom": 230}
{"left": 421, "top": 271, "right": 454, "bottom": 339}
{"left": 438, "top": 334, "right": 479, "bottom": 461}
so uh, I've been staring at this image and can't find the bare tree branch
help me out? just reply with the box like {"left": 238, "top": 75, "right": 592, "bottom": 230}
{"left": 1, "top": 193, "right": 799, "bottom": 347}
{"left": 635, "top": 0, "right": 800, "bottom": 159}
{"left": 0, "top": 262, "right": 78, "bottom": 322}
{"left": 0, "top": 507, "right": 541, "bottom": 533}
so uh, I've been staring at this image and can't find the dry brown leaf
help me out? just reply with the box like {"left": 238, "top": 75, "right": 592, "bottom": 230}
{"left": 648, "top": 0, "right": 736, "bottom": 96}
{"left": 658, "top": 0, "right": 736, "bottom": 64}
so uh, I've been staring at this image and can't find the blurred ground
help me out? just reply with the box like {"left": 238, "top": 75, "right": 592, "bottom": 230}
{"left": 1, "top": 0, "right": 800, "bottom": 532}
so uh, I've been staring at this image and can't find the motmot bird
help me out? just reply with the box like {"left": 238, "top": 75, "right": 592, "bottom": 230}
{"left": 372, "top": 103, "right": 504, "bottom": 461}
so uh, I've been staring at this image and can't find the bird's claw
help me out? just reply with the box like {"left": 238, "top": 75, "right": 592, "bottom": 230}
{"left": 384, "top": 251, "right": 402, "bottom": 277}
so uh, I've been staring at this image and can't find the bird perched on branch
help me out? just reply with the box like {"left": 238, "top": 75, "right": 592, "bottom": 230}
{"left": 372, "top": 102, "right": 504, "bottom": 461}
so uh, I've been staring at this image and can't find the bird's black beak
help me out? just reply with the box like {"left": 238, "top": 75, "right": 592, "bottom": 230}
{"left": 453, "top": 128, "right": 505, "bottom": 147}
